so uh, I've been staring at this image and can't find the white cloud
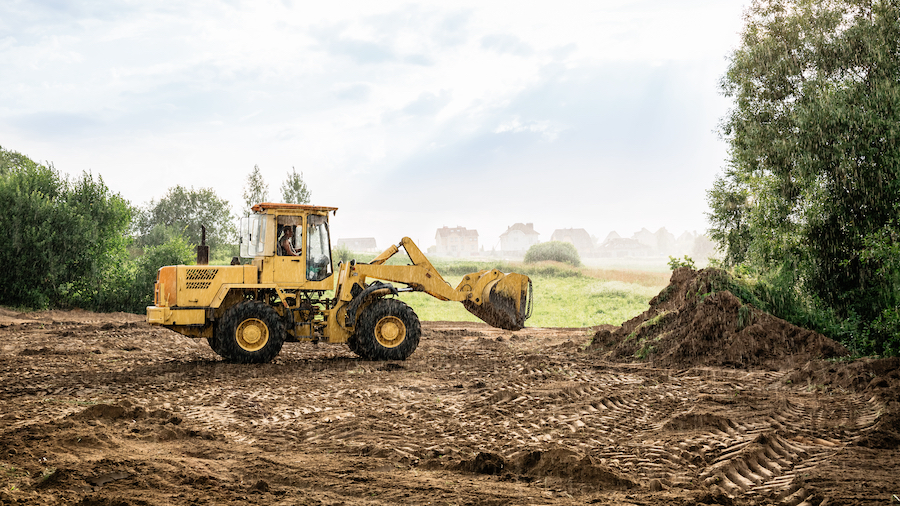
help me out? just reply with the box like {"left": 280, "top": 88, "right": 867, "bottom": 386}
{"left": 0, "top": 0, "right": 748, "bottom": 249}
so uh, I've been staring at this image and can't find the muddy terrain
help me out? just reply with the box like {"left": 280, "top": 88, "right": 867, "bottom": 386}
{"left": 1, "top": 304, "right": 898, "bottom": 505}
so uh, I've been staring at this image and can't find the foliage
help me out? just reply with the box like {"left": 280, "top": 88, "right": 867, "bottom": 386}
{"left": 709, "top": 0, "right": 900, "bottom": 355}
{"left": 106, "top": 236, "right": 195, "bottom": 313}
{"left": 243, "top": 164, "right": 269, "bottom": 214}
{"left": 524, "top": 241, "right": 582, "bottom": 267}
{"left": 281, "top": 167, "right": 311, "bottom": 204}
{"left": 0, "top": 146, "right": 131, "bottom": 309}
{"left": 667, "top": 255, "right": 695, "bottom": 271}
{"left": 135, "top": 185, "right": 236, "bottom": 250}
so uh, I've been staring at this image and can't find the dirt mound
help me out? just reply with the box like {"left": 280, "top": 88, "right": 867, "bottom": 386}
{"left": 452, "top": 448, "right": 637, "bottom": 491}
{"left": 588, "top": 267, "right": 849, "bottom": 369}
{"left": 0, "top": 307, "right": 144, "bottom": 325}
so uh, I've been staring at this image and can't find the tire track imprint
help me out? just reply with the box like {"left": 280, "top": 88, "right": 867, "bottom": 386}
{"left": 0, "top": 317, "right": 889, "bottom": 504}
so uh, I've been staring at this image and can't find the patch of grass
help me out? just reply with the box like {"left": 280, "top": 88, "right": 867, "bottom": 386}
{"left": 737, "top": 304, "right": 753, "bottom": 330}
{"left": 340, "top": 251, "right": 669, "bottom": 328}
{"left": 400, "top": 272, "right": 664, "bottom": 328}
{"left": 625, "top": 311, "right": 670, "bottom": 341}
{"left": 584, "top": 268, "right": 670, "bottom": 287}
{"left": 39, "top": 468, "right": 56, "bottom": 482}
{"left": 634, "top": 341, "right": 656, "bottom": 359}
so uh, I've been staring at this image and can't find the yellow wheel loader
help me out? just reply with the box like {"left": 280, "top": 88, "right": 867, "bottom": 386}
{"left": 146, "top": 203, "right": 533, "bottom": 363}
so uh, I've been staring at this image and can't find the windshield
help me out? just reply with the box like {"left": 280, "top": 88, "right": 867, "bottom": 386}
{"left": 306, "top": 215, "right": 332, "bottom": 281}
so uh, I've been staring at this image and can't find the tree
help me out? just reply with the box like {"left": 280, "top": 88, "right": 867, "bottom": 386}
{"left": 243, "top": 164, "right": 269, "bottom": 213}
{"left": 104, "top": 234, "right": 195, "bottom": 314}
{"left": 136, "top": 186, "right": 236, "bottom": 250}
{"left": 709, "top": 0, "right": 900, "bottom": 354}
{"left": 281, "top": 167, "right": 311, "bottom": 204}
{"left": 0, "top": 146, "right": 132, "bottom": 309}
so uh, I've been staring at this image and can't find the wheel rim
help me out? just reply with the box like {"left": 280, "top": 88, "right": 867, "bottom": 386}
{"left": 235, "top": 318, "right": 269, "bottom": 352}
{"left": 374, "top": 315, "right": 406, "bottom": 348}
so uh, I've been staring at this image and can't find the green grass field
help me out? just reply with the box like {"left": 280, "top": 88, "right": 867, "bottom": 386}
{"left": 398, "top": 274, "right": 664, "bottom": 328}
{"left": 356, "top": 255, "right": 672, "bottom": 329}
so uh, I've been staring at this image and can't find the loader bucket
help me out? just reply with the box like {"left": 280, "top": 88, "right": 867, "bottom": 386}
{"left": 463, "top": 272, "right": 533, "bottom": 331}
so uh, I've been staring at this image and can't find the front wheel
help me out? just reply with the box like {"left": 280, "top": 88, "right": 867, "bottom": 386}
{"left": 207, "top": 330, "right": 233, "bottom": 361}
{"left": 217, "top": 301, "right": 285, "bottom": 363}
{"left": 353, "top": 298, "right": 421, "bottom": 361}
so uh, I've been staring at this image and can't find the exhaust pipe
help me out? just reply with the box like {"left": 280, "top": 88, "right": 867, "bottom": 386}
{"left": 197, "top": 225, "right": 209, "bottom": 265}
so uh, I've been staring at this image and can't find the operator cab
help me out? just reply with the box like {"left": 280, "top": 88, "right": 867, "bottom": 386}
{"left": 239, "top": 203, "right": 337, "bottom": 287}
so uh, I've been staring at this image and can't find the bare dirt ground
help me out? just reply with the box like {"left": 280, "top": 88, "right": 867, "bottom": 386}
{"left": 1, "top": 306, "right": 899, "bottom": 505}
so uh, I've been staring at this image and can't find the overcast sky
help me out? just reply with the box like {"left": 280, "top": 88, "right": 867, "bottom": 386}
{"left": 1, "top": 0, "right": 748, "bottom": 250}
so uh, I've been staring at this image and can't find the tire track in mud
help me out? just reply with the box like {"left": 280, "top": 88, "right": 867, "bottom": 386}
{"left": 154, "top": 338, "right": 880, "bottom": 504}
{"left": 0, "top": 317, "right": 886, "bottom": 504}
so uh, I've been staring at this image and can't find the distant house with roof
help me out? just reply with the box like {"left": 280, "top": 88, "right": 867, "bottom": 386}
{"left": 435, "top": 226, "right": 479, "bottom": 257}
{"left": 550, "top": 228, "right": 593, "bottom": 255}
{"left": 499, "top": 223, "right": 540, "bottom": 253}
{"left": 655, "top": 227, "right": 677, "bottom": 256}
{"left": 597, "top": 234, "right": 653, "bottom": 257}
{"left": 336, "top": 238, "right": 378, "bottom": 252}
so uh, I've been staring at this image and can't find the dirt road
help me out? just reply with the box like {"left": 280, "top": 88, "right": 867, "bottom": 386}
{"left": 1, "top": 309, "right": 898, "bottom": 505}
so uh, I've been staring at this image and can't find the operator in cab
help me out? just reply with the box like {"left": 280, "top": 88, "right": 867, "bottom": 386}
{"left": 281, "top": 226, "right": 299, "bottom": 256}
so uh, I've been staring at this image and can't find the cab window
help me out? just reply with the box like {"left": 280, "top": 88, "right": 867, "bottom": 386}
{"left": 307, "top": 215, "right": 332, "bottom": 281}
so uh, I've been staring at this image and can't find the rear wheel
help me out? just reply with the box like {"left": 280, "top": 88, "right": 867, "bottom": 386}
{"left": 353, "top": 298, "right": 420, "bottom": 361}
{"left": 217, "top": 301, "right": 285, "bottom": 363}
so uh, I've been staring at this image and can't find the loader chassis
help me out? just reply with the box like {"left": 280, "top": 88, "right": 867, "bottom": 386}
{"left": 147, "top": 203, "right": 532, "bottom": 363}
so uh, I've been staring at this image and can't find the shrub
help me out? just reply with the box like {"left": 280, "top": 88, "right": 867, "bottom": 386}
{"left": 102, "top": 236, "right": 195, "bottom": 313}
{"left": 0, "top": 147, "right": 131, "bottom": 310}
{"left": 524, "top": 241, "right": 581, "bottom": 267}
{"left": 667, "top": 255, "right": 695, "bottom": 271}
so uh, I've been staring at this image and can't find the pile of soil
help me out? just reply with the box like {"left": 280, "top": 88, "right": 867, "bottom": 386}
{"left": 443, "top": 448, "right": 638, "bottom": 491}
{"left": 588, "top": 267, "right": 849, "bottom": 370}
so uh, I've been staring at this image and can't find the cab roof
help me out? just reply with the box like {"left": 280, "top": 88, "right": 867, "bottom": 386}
{"left": 251, "top": 202, "right": 339, "bottom": 214}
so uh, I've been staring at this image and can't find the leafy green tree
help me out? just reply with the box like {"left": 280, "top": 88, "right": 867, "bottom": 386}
{"left": 243, "top": 164, "right": 269, "bottom": 213}
{"left": 136, "top": 186, "right": 236, "bottom": 250}
{"left": 103, "top": 235, "right": 195, "bottom": 313}
{"left": 0, "top": 146, "right": 131, "bottom": 309}
{"left": 709, "top": 0, "right": 900, "bottom": 354}
{"left": 0, "top": 146, "right": 42, "bottom": 175}
{"left": 281, "top": 167, "right": 311, "bottom": 204}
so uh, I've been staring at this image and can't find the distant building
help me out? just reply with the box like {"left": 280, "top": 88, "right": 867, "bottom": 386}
{"left": 337, "top": 238, "right": 378, "bottom": 252}
{"left": 597, "top": 235, "right": 653, "bottom": 257}
{"left": 632, "top": 227, "right": 657, "bottom": 250}
{"left": 675, "top": 231, "right": 697, "bottom": 256}
{"left": 499, "top": 223, "right": 540, "bottom": 253}
{"left": 655, "top": 227, "right": 677, "bottom": 256}
{"left": 550, "top": 228, "right": 593, "bottom": 255}
{"left": 435, "top": 226, "right": 479, "bottom": 257}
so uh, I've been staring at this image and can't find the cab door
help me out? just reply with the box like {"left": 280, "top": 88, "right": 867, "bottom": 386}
{"left": 273, "top": 216, "right": 305, "bottom": 285}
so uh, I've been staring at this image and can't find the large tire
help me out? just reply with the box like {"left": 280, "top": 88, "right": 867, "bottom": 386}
{"left": 353, "top": 298, "right": 420, "bottom": 361}
{"left": 346, "top": 335, "right": 362, "bottom": 357}
{"left": 217, "top": 301, "right": 285, "bottom": 363}
{"left": 207, "top": 330, "right": 233, "bottom": 361}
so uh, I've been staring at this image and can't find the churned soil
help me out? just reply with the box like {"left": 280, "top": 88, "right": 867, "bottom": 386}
{"left": 588, "top": 267, "right": 849, "bottom": 370}
{"left": 1, "top": 302, "right": 898, "bottom": 505}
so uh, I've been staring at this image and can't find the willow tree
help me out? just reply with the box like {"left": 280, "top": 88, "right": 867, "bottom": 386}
{"left": 709, "top": 0, "right": 900, "bottom": 353}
